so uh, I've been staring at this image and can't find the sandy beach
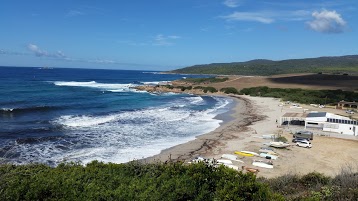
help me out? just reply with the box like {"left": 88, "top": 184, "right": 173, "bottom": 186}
{"left": 146, "top": 94, "right": 358, "bottom": 178}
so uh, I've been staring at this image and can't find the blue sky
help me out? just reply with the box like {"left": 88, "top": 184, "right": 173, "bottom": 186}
{"left": 0, "top": 0, "right": 357, "bottom": 70}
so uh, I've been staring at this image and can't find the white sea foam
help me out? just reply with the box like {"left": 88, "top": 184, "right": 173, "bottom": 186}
{"left": 141, "top": 81, "right": 171, "bottom": 85}
{"left": 12, "top": 96, "right": 232, "bottom": 166}
{"left": 53, "top": 81, "right": 137, "bottom": 92}
{"left": 1, "top": 108, "right": 14, "bottom": 112}
{"left": 185, "top": 96, "right": 205, "bottom": 105}
{"left": 54, "top": 114, "right": 119, "bottom": 128}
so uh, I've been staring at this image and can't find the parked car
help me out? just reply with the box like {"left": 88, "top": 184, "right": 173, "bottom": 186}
{"left": 296, "top": 141, "right": 312, "bottom": 148}
{"left": 292, "top": 138, "right": 310, "bottom": 143}
{"left": 346, "top": 110, "right": 355, "bottom": 114}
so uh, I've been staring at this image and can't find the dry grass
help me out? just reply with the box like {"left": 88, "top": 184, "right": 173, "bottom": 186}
{"left": 179, "top": 73, "right": 358, "bottom": 92}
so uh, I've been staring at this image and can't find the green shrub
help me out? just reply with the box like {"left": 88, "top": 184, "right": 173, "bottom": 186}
{"left": 275, "top": 136, "right": 288, "bottom": 143}
{"left": 239, "top": 87, "right": 358, "bottom": 105}
{"left": 163, "top": 85, "right": 174, "bottom": 89}
{"left": 220, "top": 87, "right": 240, "bottom": 94}
{"left": 203, "top": 87, "right": 217, "bottom": 93}
{"left": 193, "top": 86, "right": 218, "bottom": 93}
{"left": 0, "top": 161, "right": 282, "bottom": 201}
{"left": 176, "top": 86, "right": 191, "bottom": 91}
{"left": 300, "top": 172, "right": 331, "bottom": 187}
{"left": 183, "top": 77, "right": 229, "bottom": 84}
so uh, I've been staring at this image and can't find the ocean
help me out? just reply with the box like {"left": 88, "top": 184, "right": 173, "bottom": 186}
{"left": 0, "top": 67, "right": 233, "bottom": 166}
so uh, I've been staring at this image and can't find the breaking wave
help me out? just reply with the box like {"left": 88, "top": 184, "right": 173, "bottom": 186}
{"left": 3, "top": 96, "right": 232, "bottom": 166}
{"left": 53, "top": 81, "right": 138, "bottom": 92}
{"left": 1, "top": 106, "right": 61, "bottom": 114}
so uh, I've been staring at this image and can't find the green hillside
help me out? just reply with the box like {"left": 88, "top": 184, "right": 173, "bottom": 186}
{"left": 170, "top": 55, "right": 358, "bottom": 76}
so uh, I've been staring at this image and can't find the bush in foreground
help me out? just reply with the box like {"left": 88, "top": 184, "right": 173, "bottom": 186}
{"left": 260, "top": 167, "right": 358, "bottom": 200}
{"left": 0, "top": 161, "right": 282, "bottom": 201}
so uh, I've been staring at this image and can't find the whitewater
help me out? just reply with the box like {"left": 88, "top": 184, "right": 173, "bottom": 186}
{"left": 0, "top": 67, "right": 233, "bottom": 165}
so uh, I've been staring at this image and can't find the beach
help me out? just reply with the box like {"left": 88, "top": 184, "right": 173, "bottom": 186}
{"left": 146, "top": 94, "right": 358, "bottom": 178}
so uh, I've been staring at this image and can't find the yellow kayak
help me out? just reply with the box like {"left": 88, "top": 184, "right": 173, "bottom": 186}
{"left": 234, "top": 151, "right": 254, "bottom": 157}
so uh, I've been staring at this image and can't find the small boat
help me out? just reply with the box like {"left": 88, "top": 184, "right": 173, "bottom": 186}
{"left": 221, "top": 154, "right": 237, "bottom": 161}
{"left": 221, "top": 154, "right": 244, "bottom": 163}
{"left": 241, "top": 151, "right": 259, "bottom": 156}
{"left": 259, "top": 153, "right": 278, "bottom": 160}
{"left": 259, "top": 147, "right": 274, "bottom": 152}
{"left": 252, "top": 161, "right": 273, "bottom": 169}
{"left": 223, "top": 164, "right": 239, "bottom": 170}
{"left": 217, "top": 159, "right": 233, "bottom": 165}
{"left": 262, "top": 134, "right": 275, "bottom": 139}
{"left": 269, "top": 141, "right": 291, "bottom": 148}
{"left": 259, "top": 149, "right": 274, "bottom": 153}
{"left": 234, "top": 151, "right": 254, "bottom": 157}
{"left": 254, "top": 159, "right": 273, "bottom": 165}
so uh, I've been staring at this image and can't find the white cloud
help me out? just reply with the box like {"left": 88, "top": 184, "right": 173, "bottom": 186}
{"left": 153, "top": 34, "right": 181, "bottom": 46}
{"left": 220, "top": 9, "right": 313, "bottom": 24}
{"left": 27, "top": 44, "right": 48, "bottom": 57}
{"left": 0, "top": 43, "right": 132, "bottom": 66}
{"left": 223, "top": 0, "right": 240, "bottom": 8}
{"left": 307, "top": 9, "right": 347, "bottom": 33}
{"left": 27, "top": 44, "right": 67, "bottom": 58}
{"left": 221, "top": 12, "right": 274, "bottom": 24}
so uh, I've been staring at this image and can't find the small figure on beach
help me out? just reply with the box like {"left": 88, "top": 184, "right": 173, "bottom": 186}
{"left": 241, "top": 166, "right": 260, "bottom": 174}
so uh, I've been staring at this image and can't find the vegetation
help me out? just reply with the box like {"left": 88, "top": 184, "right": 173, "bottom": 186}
{"left": 275, "top": 136, "right": 288, "bottom": 143}
{"left": 164, "top": 84, "right": 357, "bottom": 105}
{"left": 163, "top": 84, "right": 357, "bottom": 105}
{"left": 240, "top": 87, "right": 358, "bottom": 105}
{"left": 176, "top": 85, "right": 192, "bottom": 91}
{"left": 260, "top": 167, "right": 358, "bottom": 200}
{"left": 0, "top": 161, "right": 283, "bottom": 201}
{"left": 170, "top": 55, "right": 358, "bottom": 76}
{"left": 193, "top": 86, "right": 218, "bottom": 93}
{"left": 162, "top": 85, "right": 174, "bottom": 89}
{"left": 1, "top": 161, "right": 357, "bottom": 200}
{"left": 220, "top": 87, "right": 240, "bottom": 94}
{"left": 183, "top": 77, "right": 229, "bottom": 84}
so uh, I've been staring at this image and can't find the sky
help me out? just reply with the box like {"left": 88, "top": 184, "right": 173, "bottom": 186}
{"left": 0, "top": 0, "right": 357, "bottom": 70}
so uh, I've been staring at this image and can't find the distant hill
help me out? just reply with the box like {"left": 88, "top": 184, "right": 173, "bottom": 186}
{"left": 169, "top": 55, "right": 358, "bottom": 76}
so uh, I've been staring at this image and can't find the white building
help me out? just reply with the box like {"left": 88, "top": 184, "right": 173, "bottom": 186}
{"left": 305, "top": 112, "right": 358, "bottom": 136}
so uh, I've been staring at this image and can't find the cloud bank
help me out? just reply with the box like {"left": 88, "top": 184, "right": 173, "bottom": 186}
{"left": 307, "top": 9, "right": 347, "bottom": 33}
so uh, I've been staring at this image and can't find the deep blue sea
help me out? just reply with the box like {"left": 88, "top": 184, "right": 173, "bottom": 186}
{"left": 0, "top": 67, "right": 233, "bottom": 166}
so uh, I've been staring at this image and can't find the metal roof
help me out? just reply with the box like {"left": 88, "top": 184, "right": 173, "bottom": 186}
{"left": 307, "top": 112, "right": 327, "bottom": 118}
{"left": 282, "top": 113, "right": 308, "bottom": 118}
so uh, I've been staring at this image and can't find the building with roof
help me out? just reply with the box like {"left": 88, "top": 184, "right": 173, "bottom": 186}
{"left": 281, "top": 112, "right": 358, "bottom": 136}
{"left": 337, "top": 101, "right": 358, "bottom": 109}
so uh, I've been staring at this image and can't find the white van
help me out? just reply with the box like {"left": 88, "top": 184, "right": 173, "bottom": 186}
{"left": 296, "top": 141, "right": 312, "bottom": 148}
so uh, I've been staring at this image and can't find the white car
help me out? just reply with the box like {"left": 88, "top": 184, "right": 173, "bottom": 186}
{"left": 346, "top": 110, "right": 355, "bottom": 114}
{"left": 296, "top": 141, "right": 312, "bottom": 148}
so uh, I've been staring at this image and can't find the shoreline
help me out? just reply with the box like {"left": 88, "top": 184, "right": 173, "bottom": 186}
{"left": 141, "top": 89, "right": 358, "bottom": 178}
{"left": 142, "top": 94, "right": 265, "bottom": 163}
